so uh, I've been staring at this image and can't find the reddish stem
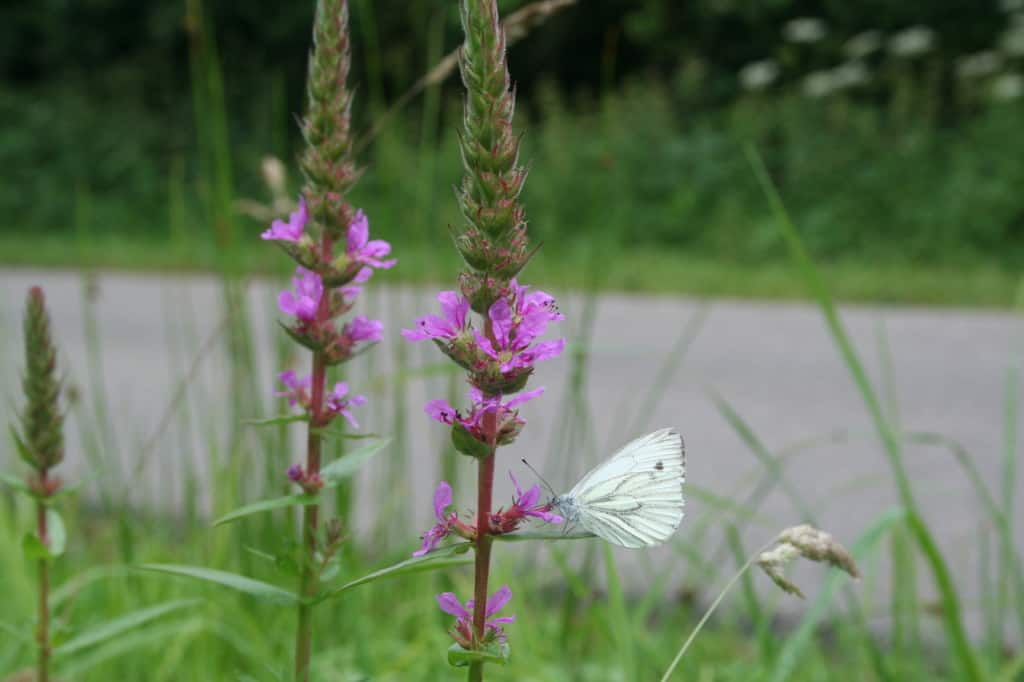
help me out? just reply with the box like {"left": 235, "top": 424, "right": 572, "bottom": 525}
{"left": 294, "top": 235, "right": 333, "bottom": 682}
{"left": 36, "top": 473, "right": 51, "bottom": 682}
{"left": 469, "top": 320, "right": 500, "bottom": 682}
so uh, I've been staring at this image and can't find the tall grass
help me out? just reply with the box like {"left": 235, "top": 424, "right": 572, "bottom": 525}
{"left": 2, "top": 4, "right": 1022, "bottom": 682}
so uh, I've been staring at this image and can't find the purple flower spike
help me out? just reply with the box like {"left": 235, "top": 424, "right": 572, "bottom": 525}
{"left": 287, "top": 464, "right": 304, "bottom": 482}
{"left": 402, "top": 291, "right": 470, "bottom": 342}
{"left": 436, "top": 586, "right": 515, "bottom": 646}
{"left": 261, "top": 196, "right": 309, "bottom": 243}
{"left": 347, "top": 210, "right": 396, "bottom": 270}
{"left": 325, "top": 381, "right": 368, "bottom": 428}
{"left": 278, "top": 267, "right": 323, "bottom": 322}
{"left": 414, "top": 481, "right": 454, "bottom": 556}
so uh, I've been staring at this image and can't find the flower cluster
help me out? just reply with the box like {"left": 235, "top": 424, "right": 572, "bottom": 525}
{"left": 265, "top": 190, "right": 392, "bottom": 440}
{"left": 438, "top": 585, "right": 515, "bottom": 649}
{"left": 405, "top": 0, "right": 565, "bottom": 666}
{"left": 413, "top": 476, "right": 560, "bottom": 556}
{"left": 403, "top": 280, "right": 564, "bottom": 400}
{"left": 276, "top": 370, "right": 367, "bottom": 428}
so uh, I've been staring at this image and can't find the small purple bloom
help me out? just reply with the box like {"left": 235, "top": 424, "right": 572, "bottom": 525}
{"left": 276, "top": 370, "right": 312, "bottom": 407}
{"left": 413, "top": 481, "right": 454, "bottom": 556}
{"left": 278, "top": 267, "right": 323, "bottom": 322}
{"left": 346, "top": 315, "right": 384, "bottom": 343}
{"left": 510, "top": 472, "right": 563, "bottom": 524}
{"left": 261, "top": 197, "right": 309, "bottom": 243}
{"left": 402, "top": 291, "right": 470, "bottom": 342}
{"left": 347, "top": 210, "right": 396, "bottom": 270}
{"left": 436, "top": 585, "right": 515, "bottom": 643}
{"left": 339, "top": 266, "right": 373, "bottom": 302}
{"left": 325, "top": 381, "right": 368, "bottom": 428}
{"left": 424, "top": 387, "right": 544, "bottom": 442}
{"left": 287, "top": 464, "right": 304, "bottom": 483}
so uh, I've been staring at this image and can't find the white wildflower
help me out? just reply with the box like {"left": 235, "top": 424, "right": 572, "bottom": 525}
{"left": 832, "top": 61, "right": 871, "bottom": 89}
{"left": 991, "top": 73, "right": 1024, "bottom": 100}
{"left": 888, "top": 26, "right": 937, "bottom": 58}
{"left": 783, "top": 17, "right": 828, "bottom": 44}
{"left": 844, "top": 30, "right": 883, "bottom": 59}
{"left": 803, "top": 70, "right": 837, "bottom": 98}
{"left": 739, "top": 60, "right": 781, "bottom": 91}
{"left": 1001, "top": 25, "right": 1024, "bottom": 56}
{"left": 956, "top": 51, "right": 1004, "bottom": 80}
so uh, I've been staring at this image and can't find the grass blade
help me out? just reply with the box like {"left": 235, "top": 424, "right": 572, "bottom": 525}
{"left": 748, "top": 145, "right": 985, "bottom": 682}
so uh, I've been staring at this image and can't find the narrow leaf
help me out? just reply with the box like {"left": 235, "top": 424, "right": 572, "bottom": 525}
{"left": 0, "top": 471, "right": 31, "bottom": 496}
{"left": 213, "top": 493, "right": 319, "bottom": 527}
{"left": 447, "top": 641, "right": 510, "bottom": 667}
{"left": 319, "top": 437, "right": 392, "bottom": 486}
{"left": 244, "top": 415, "right": 308, "bottom": 428}
{"left": 310, "top": 429, "right": 380, "bottom": 440}
{"left": 9, "top": 424, "right": 35, "bottom": 467}
{"left": 53, "top": 599, "right": 198, "bottom": 658}
{"left": 137, "top": 564, "right": 299, "bottom": 605}
{"left": 315, "top": 544, "right": 472, "bottom": 603}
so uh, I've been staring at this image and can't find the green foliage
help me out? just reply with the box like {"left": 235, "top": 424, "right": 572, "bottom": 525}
{"left": 138, "top": 565, "right": 301, "bottom": 606}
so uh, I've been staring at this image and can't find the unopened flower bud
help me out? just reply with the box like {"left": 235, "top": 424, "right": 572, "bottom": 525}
{"left": 17, "top": 287, "right": 64, "bottom": 472}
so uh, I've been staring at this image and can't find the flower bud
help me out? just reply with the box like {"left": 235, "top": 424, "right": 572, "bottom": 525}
{"left": 17, "top": 287, "right": 64, "bottom": 473}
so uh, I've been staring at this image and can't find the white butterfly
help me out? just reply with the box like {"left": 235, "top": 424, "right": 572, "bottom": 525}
{"left": 550, "top": 427, "right": 686, "bottom": 549}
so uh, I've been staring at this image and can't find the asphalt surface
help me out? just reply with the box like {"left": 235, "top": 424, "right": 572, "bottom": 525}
{"left": 1, "top": 268, "right": 1021, "bottom": 636}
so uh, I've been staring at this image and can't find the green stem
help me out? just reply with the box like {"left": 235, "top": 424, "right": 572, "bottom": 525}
{"left": 36, "top": 491, "right": 50, "bottom": 682}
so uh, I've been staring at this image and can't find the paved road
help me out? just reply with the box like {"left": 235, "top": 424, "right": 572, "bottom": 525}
{"left": 1, "top": 268, "right": 1021, "bottom": 634}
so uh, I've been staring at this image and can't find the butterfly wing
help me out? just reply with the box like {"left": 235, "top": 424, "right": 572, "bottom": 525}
{"left": 569, "top": 427, "right": 685, "bottom": 549}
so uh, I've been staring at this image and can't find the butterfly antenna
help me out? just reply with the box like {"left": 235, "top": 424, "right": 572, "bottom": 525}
{"left": 521, "top": 458, "right": 556, "bottom": 497}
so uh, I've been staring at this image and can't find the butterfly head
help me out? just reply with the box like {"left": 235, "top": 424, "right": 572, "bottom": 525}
{"left": 550, "top": 494, "right": 579, "bottom": 523}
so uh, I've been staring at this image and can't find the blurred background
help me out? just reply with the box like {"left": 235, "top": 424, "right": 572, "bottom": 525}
{"left": 3, "top": 0, "right": 1023, "bottom": 301}
{"left": 2, "top": 1, "right": 1024, "bottom": 680}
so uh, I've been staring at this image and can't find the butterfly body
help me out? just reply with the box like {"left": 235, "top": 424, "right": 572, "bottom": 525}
{"left": 551, "top": 427, "right": 685, "bottom": 549}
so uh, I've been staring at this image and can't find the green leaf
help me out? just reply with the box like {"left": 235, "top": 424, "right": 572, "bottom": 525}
{"left": 451, "top": 423, "right": 491, "bottom": 458}
{"left": 447, "top": 641, "right": 510, "bottom": 667}
{"left": 319, "top": 438, "right": 392, "bottom": 486}
{"left": 243, "top": 414, "right": 308, "bottom": 427}
{"left": 9, "top": 424, "right": 35, "bottom": 467}
{"left": 493, "top": 530, "right": 595, "bottom": 542}
{"left": 23, "top": 532, "right": 50, "bottom": 559}
{"left": 310, "top": 428, "right": 380, "bottom": 441}
{"left": 47, "top": 509, "right": 66, "bottom": 557}
{"left": 213, "top": 493, "right": 319, "bottom": 527}
{"left": 0, "top": 471, "right": 31, "bottom": 496}
{"left": 53, "top": 599, "right": 198, "bottom": 658}
{"left": 137, "top": 564, "right": 300, "bottom": 606}
{"left": 315, "top": 544, "right": 473, "bottom": 603}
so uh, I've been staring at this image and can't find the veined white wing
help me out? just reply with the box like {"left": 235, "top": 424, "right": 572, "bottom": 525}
{"left": 558, "top": 427, "right": 685, "bottom": 549}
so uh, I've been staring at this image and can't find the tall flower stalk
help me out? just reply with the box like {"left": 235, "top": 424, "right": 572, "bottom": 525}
{"left": 10, "top": 287, "right": 66, "bottom": 682}
{"left": 263, "top": 0, "right": 394, "bottom": 678}
{"left": 403, "top": 1, "right": 564, "bottom": 677}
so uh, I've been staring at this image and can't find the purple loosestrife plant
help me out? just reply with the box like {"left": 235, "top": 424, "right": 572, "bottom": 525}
{"left": 403, "top": 1, "right": 564, "bottom": 676}
{"left": 279, "top": 1, "right": 394, "bottom": 678}
{"left": 7, "top": 287, "right": 66, "bottom": 682}
{"left": 260, "top": 1, "right": 392, "bottom": 678}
